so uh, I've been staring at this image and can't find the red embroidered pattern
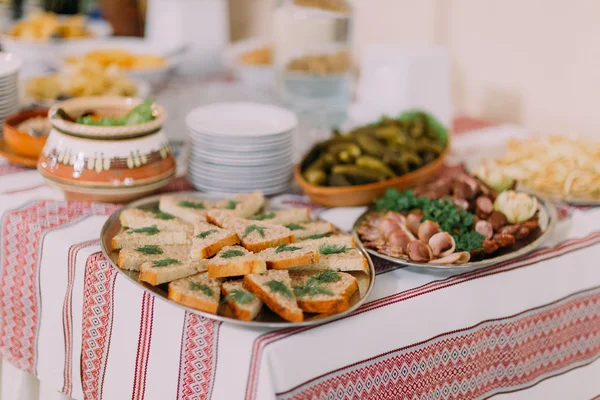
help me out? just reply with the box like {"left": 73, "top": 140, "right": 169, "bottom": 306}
{"left": 62, "top": 239, "right": 99, "bottom": 396}
{"left": 177, "top": 312, "right": 221, "bottom": 400}
{"left": 132, "top": 292, "right": 155, "bottom": 400}
{"left": 81, "top": 251, "right": 118, "bottom": 400}
{"left": 281, "top": 288, "right": 600, "bottom": 399}
{"left": 0, "top": 200, "right": 118, "bottom": 374}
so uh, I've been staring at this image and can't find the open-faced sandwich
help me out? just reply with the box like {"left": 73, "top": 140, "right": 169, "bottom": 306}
{"left": 111, "top": 191, "right": 368, "bottom": 322}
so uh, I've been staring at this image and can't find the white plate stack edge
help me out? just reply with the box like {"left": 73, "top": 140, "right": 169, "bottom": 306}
{"left": 0, "top": 53, "right": 22, "bottom": 134}
{"left": 185, "top": 102, "right": 297, "bottom": 195}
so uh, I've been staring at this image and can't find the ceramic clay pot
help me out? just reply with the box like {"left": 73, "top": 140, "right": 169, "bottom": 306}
{"left": 37, "top": 96, "right": 176, "bottom": 203}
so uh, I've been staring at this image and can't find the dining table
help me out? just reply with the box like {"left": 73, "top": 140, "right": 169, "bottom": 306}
{"left": 0, "top": 92, "right": 599, "bottom": 400}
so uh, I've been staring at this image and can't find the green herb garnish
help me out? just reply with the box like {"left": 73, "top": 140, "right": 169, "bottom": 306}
{"left": 197, "top": 229, "right": 217, "bottom": 239}
{"left": 293, "top": 270, "right": 340, "bottom": 297}
{"left": 305, "top": 233, "right": 329, "bottom": 240}
{"left": 222, "top": 289, "right": 256, "bottom": 305}
{"left": 224, "top": 200, "right": 239, "bottom": 210}
{"left": 310, "top": 270, "right": 341, "bottom": 284}
{"left": 294, "top": 285, "right": 334, "bottom": 297}
{"left": 374, "top": 188, "right": 483, "bottom": 252}
{"left": 285, "top": 223, "right": 306, "bottom": 231}
{"left": 453, "top": 230, "right": 485, "bottom": 252}
{"left": 220, "top": 249, "right": 245, "bottom": 258}
{"left": 152, "top": 258, "right": 180, "bottom": 267}
{"left": 136, "top": 245, "right": 163, "bottom": 255}
{"left": 319, "top": 244, "right": 348, "bottom": 255}
{"left": 178, "top": 200, "right": 205, "bottom": 210}
{"left": 253, "top": 212, "right": 275, "bottom": 221}
{"left": 76, "top": 99, "right": 156, "bottom": 126}
{"left": 148, "top": 209, "right": 175, "bottom": 220}
{"left": 265, "top": 280, "right": 294, "bottom": 298}
{"left": 243, "top": 225, "right": 265, "bottom": 238}
{"left": 127, "top": 225, "right": 160, "bottom": 235}
{"left": 275, "top": 244, "right": 302, "bottom": 254}
{"left": 189, "top": 281, "right": 213, "bottom": 297}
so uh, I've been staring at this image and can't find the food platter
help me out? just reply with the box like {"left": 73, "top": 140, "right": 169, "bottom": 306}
{"left": 352, "top": 195, "right": 557, "bottom": 273}
{"left": 100, "top": 193, "right": 375, "bottom": 328}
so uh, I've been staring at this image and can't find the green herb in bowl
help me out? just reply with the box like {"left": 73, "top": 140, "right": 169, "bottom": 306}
{"left": 76, "top": 99, "right": 156, "bottom": 126}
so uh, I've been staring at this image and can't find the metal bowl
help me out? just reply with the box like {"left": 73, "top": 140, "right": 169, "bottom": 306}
{"left": 100, "top": 192, "right": 375, "bottom": 329}
{"left": 352, "top": 196, "right": 558, "bottom": 273}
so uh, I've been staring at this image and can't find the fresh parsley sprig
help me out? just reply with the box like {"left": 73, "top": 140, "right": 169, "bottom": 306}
{"left": 275, "top": 244, "right": 302, "bottom": 254}
{"left": 220, "top": 249, "right": 245, "bottom": 258}
{"left": 136, "top": 245, "right": 163, "bottom": 255}
{"left": 189, "top": 281, "right": 213, "bottom": 296}
{"left": 148, "top": 209, "right": 175, "bottom": 220}
{"left": 127, "top": 225, "right": 160, "bottom": 235}
{"left": 152, "top": 258, "right": 180, "bottom": 267}
{"left": 197, "top": 229, "right": 217, "bottom": 239}
{"left": 222, "top": 289, "right": 256, "bottom": 305}
{"left": 244, "top": 225, "right": 265, "bottom": 238}
{"left": 253, "top": 212, "right": 275, "bottom": 221}
{"left": 285, "top": 223, "right": 306, "bottom": 231}
{"left": 178, "top": 200, "right": 205, "bottom": 210}
{"left": 319, "top": 244, "right": 348, "bottom": 255}
{"left": 265, "top": 280, "right": 294, "bottom": 298}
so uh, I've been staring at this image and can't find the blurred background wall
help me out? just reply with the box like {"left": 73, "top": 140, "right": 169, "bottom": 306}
{"left": 228, "top": 0, "right": 600, "bottom": 135}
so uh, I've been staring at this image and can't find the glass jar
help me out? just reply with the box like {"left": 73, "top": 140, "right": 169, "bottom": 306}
{"left": 272, "top": 0, "right": 353, "bottom": 158}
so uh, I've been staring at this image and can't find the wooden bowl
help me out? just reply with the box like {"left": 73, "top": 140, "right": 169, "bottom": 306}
{"left": 294, "top": 147, "right": 450, "bottom": 207}
{"left": 3, "top": 108, "right": 50, "bottom": 157}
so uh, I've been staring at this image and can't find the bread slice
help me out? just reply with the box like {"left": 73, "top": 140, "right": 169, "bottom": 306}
{"left": 285, "top": 221, "right": 334, "bottom": 240}
{"left": 243, "top": 270, "right": 303, "bottom": 322}
{"left": 207, "top": 245, "right": 267, "bottom": 278}
{"left": 258, "top": 243, "right": 320, "bottom": 270}
{"left": 168, "top": 273, "right": 222, "bottom": 314}
{"left": 112, "top": 226, "right": 191, "bottom": 250}
{"left": 138, "top": 258, "right": 201, "bottom": 286}
{"left": 291, "top": 248, "right": 369, "bottom": 272}
{"left": 190, "top": 221, "right": 240, "bottom": 260}
{"left": 224, "top": 218, "right": 295, "bottom": 253}
{"left": 291, "top": 270, "right": 358, "bottom": 314}
{"left": 120, "top": 208, "right": 193, "bottom": 233}
{"left": 159, "top": 195, "right": 213, "bottom": 224}
{"left": 117, "top": 245, "right": 191, "bottom": 271}
{"left": 221, "top": 280, "right": 263, "bottom": 321}
{"left": 348, "top": 271, "right": 371, "bottom": 298}
{"left": 215, "top": 191, "right": 265, "bottom": 218}
{"left": 250, "top": 208, "right": 311, "bottom": 225}
{"left": 206, "top": 209, "right": 236, "bottom": 227}
{"left": 299, "top": 235, "right": 355, "bottom": 249}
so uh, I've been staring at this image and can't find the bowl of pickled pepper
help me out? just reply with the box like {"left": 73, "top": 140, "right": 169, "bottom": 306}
{"left": 294, "top": 111, "right": 450, "bottom": 207}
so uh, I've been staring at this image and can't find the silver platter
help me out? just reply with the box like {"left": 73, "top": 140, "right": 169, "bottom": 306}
{"left": 100, "top": 192, "right": 375, "bottom": 329}
{"left": 352, "top": 196, "right": 558, "bottom": 273}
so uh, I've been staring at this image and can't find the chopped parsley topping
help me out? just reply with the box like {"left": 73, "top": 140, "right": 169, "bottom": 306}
{"left": 197, "top": 229, "right": 217, "bottom": 239}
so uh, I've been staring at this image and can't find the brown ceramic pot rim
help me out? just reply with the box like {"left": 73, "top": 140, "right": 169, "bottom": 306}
{"left": 48, "top": 96, "right": 166, "bottom": 140}
{"left": 38, "top": 167, "right": 176, "bottom": 189}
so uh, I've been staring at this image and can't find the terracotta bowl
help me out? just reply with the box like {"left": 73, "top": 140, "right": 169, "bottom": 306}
{"left": 37, "top": 96, "right": 175, "bottom": 203}
{"left": 294, "top": 146, "right": 450, "bottom": 208}
{"left": 3, "top": 108, "right": 50, "bottom": 157}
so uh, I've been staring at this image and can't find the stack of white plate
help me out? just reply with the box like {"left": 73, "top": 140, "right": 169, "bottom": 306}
{"left": 0, "top": 53, "right": 21, "bottom": 132}
{"left": 186, "top": 102, "right": 297, "bottom": 195}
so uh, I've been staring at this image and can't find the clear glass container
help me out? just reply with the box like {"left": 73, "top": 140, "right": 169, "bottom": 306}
{"left": 272, "top": 0, "right": 353, "bottom": 158}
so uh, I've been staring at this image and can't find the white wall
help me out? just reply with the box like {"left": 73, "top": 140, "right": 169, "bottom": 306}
{"left": 228, "top": 0, "right": 600, "bottom": 135}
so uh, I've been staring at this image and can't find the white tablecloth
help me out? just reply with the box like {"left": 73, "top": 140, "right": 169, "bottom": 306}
{"left": 1, "top": 125, "right": 600, "bottom": 400}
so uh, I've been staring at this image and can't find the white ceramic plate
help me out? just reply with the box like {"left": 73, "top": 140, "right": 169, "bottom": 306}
{"left": 186, "top": 102, "right": 297, "bottom": 138}
{"left": 189, "top": 181, "right": 291, "bottom": 196}
{"left": 188, "top": 160, "right": 290, "bottom": 175}
{"left": 188, "top": 163, "right": 291, "bottom": 178}
{"left": 189, "top": 137, "right": 293, "bottom": 153}
{"left": 0, "top": 52, "right": 22, "bottom": 78}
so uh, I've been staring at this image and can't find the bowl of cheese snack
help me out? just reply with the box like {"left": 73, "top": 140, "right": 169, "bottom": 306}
{"left": 37, "top": 96, "right": 175, "bottom": 202}
{"left": 1, "top": 12, "right": 112, "bottom": 71}
{"left": 223, "top": 37, "right": 274, "bottom": 90}
{"left": 23, "top": 62, "right": 149, "bottom": 106}
{"left": 49, "top": 38, "right": 180, "bottom": 84}
{"left": 100, "top": 191, "right": 375, "bottom": 327}
{"left": 3, "top": 108, "right": 51, "bottom": 158}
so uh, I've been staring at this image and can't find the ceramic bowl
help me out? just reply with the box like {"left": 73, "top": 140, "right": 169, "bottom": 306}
{"left": 37, "top": 96, "right": 175, "bottom": 203}
{"left": 3, "top": 108, "right": 50, "bottom": 157}
{"left": 293, "top": 146, "right": 450, "bottom": 207}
